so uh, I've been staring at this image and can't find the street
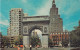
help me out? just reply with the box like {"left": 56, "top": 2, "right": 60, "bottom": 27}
{"left": 24, "top": 47, "right": 75, "bottom": 50}
{"left": 0, "top": 47, "right": 80, "bottom": 50}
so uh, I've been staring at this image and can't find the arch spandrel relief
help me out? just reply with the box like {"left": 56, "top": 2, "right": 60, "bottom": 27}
{"left": 23, "top": 26, "right": 28, "bottom": 34}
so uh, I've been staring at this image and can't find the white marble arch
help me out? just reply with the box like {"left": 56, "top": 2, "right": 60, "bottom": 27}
{"left": 23, "top": 24, "right": 49, "bottom": 48}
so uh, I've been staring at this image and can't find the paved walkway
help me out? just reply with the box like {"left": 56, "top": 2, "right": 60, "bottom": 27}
{"left": 24, "top": 47, "right": 80, "bottom": 50}
{"left": 1, "top": 47, "right": 80, "bottom": 50}
{"left": 24, "top": 48, "right": 71, "bottom": 50}
{"left": 0, "top": 48, "right": 4, "bottom": 50}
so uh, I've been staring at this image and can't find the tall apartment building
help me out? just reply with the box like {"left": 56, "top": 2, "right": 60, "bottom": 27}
{"left": 8, "top": 8, "right": 23, "bottom": 36}
{"left": 7, "top": 27, "right": 10, "bottom": 35}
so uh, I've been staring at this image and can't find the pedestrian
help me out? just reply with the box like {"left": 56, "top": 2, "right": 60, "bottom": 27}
{"left": 18, "top": 46, "right": 20, "bottom": 50}
{"left": 30, "top": 45, "right": 32, "bottom": 50}
{"left": 24, "top": 45, "right": 26, "bottom": 50}
{"left": 36, "top": 46, "right": 37, "bottom": 50}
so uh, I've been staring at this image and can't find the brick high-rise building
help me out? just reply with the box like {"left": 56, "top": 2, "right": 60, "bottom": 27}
{"left": 49, "top": 0, "right": 63, "bottom": 33}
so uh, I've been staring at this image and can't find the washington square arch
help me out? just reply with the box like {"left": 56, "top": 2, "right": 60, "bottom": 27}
{"left": 22, "top": 0, "right": 63, "bottom": 48}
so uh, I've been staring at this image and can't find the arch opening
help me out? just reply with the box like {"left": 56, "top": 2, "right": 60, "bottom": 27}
{"left": 29, "top": 28, "right": 42, "bottom": 48}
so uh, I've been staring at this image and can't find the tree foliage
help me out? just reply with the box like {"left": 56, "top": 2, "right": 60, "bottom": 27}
{"left": 48, "top": 38, "right": 53, "bottom": 47}
{"left": 62, "top": 40, "right": 69, "bottom": 47}
{"left": 14, "top": 35, "right": 23, "bottom": 45}
{"left": 1, "top": 36, "right": 10, "bottom": 47}
{"left": 30, "top": 36, "right": 41, "bottom": 47}
{"left": 70, "top": 26, "right": 80, "bottom": 47}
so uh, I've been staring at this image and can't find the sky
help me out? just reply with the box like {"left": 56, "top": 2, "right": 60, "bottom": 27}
{"left": 0, "top": 0, "right": 80, "bottom": 35}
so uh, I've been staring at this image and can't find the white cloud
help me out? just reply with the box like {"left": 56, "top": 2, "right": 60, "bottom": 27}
{"left": 56, "top": 0, "right": 80, "bottom": 19}
{"left": 65, "top": 1, "right": 80, "bottom": 19}
{"left": 0, "top": 13, "right": 1, "bottom": 17}
{"left": 0, "top": 12, "right": 5, "bottom": 18}
{"left": 0, "top": 12, "right": 6, "bottom": 20}
{"left": 35, "top": 0, "right": 67, "bottom": 16}
{"left": 0, "top": 20, "right": 9, "bottom": 26}
{"left": 66, "top": 21, "right": 78, "bottom": 27}
{"left": 56, "top": 0, "right": 67, "bottom": 14}
{"left": 0, "top": 12, "right": 9, "bottom": 26}
{"left": 35, "top": 0, "right": 52, "bottom": 16}
{"left": 25, "top": 0, "right": 80, "bottom": 17}
{"left": 63, "top": 26, "right": 66, "bottom": 31}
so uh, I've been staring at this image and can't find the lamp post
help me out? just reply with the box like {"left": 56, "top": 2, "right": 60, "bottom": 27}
{"left": 69, "top": 32, "right": 71, "bottom": 50}
{"left": 30, "top": 45, "right": 32, "bottom": 50}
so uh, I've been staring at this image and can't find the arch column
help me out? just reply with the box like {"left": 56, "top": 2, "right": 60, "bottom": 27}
{"left": 42, "top": 34, "right": 48, "bottom": 48}
{"left": 23, "top": 34, "right": 29, "bottom": 48}
{"left": 42, "top": 26, "right": 49, "bottom": 48}
{"left": 23, "top": 26, "right": 30, "bottom": 48}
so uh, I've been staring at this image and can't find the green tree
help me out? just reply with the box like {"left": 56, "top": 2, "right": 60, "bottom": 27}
{"left": 14, "top": 35, "right": 23, "bottom": 46}
{"left": 70, "top": 26, "right": 80, "bottom": 47}
{"left": 30, "top": 36, "right": 41, "bottom": 47}
{"left": 48, "top": 38, "right": 53, "bottom": 47}
{"left": 14, "top": 40, "right": 19, "bottom": 46}
{"left": 18, "top": 35, "right": 23, "bottom": 45}
{"left": 62, "top": 40, "right": 69, "bottom": 47}
{"left": 1, "top": 36, "right": 10, "bottom": 47}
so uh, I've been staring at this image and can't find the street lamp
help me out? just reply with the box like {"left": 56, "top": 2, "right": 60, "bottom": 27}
{"left": 68, "top": 32, "right": 71, "bottom": 50}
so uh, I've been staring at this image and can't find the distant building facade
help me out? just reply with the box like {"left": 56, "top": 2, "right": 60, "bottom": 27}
{"left": 0, "top": 32, "right": 2, "bottom": 48}
{"left": 2, "top": 36, "right": 19, "bottom": 47}
{"left": 8, "top": 0, "right": 63, "bottom": 36}
{"left": 79, "top": 20, "right": 80, "bottom": 26}
{"left": 8, "top": 36, "right": 19, "bottom": 46}
{"left": 76, "top": 20, "right": 80, "bottom": 29}
{"left": 49, "top": 32, "right": 69, "bottom": 46}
